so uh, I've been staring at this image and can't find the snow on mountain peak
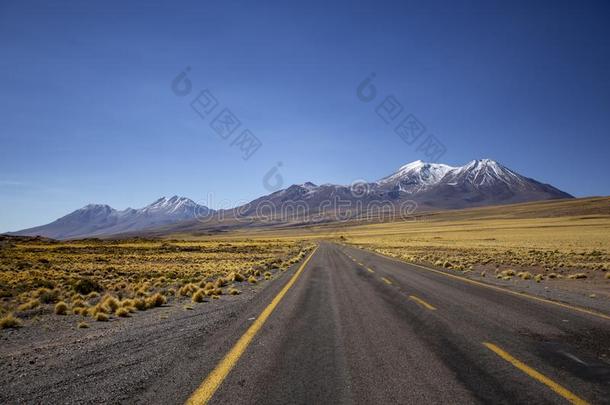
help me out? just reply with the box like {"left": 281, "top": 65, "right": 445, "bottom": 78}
{"left": 397, "top": 159, "right": 425, "bottom": 171}
{"left": 82, "top": 203, "right": 112, "bottom": 210}
{"left": 375, "top": 158, "right": 540, "bottom": 193}
{"left": 379, "top": 160, "right": 455, "bottom": 186}
{"left": 449, "top": 159, "right": 526, "bottom": 187}
{"left": 80, "top": 204, "right": 115, "bottom": 214}
{"left": 463, "top": 158, "right": 501, "bottom": 168}
{"left": 300, "top": 182, "right": 319, "bottom": 191}
{"left": 144, "top": 196, "right": 199, "bottom": 214}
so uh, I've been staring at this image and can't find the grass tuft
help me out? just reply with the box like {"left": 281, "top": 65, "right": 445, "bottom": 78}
{"left": 73, "top": 307, "right": 87, "bottom": 315}
{"left": 146, "top": 293, "right": 166, "bottom": 308}
{"left": 18, "top": 299, "right": 40, "bottom": 311}
{"left": 120, "top": 298, "right": 135, "bottom": 308}
{"left": 179, "top": 283, "right": 198, "bottom": 296}
{"left": 54, "top": 301, "right": 68, "bottom": 315}
{"left": 0, "top": 313, "right": 22, "bottom": 329}
{"left": 74, "top": 277, "right": 103, "bottom": 295}
{"left": 71, "top": 298, "right": 86, "bottom": 308}
{"left": 134, "top": 298, "right": 148, "bottom": 311}
{"left": 94, "top": 312, "right": 109, "bottom": 322}
{"left": 116, "top": 307, "right": 130, "bottom": 317}
{"left": 192, "top": 289, "right": 206, "bottom": 303}
{"left": 36, "top": 288, "right": 59, "bottom": 304}
{"left": 86, "top": 291, "right": 100, "bottom": 300}
{"left": 101, "top": 295, "right": 120, "bottom": 313}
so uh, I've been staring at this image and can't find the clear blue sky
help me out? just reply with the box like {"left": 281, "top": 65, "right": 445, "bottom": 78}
{"left": 1, "top": 0, "right": 609, "bottom": 231}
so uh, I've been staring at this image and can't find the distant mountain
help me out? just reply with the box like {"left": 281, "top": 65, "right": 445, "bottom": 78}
{"left": 10, "top": 196, "right": 211, "bottom": 239}
{"left": 235, "top": 159, "right": 572, "bottom": 218}
{"left": 9, "top": 159, "right": 573, "bottom": 239}
{"left": 373, "top": 159, "right": 573, "bottom": 208}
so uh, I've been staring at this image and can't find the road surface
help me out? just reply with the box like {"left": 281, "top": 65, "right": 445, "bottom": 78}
{"left": 182, "top": 242, "right": 610, "bottom": 405}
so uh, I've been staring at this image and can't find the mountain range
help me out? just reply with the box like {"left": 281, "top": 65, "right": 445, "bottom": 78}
{"left": 9, "top": 159, "right": 572, "bottom": 239}
{"left": 10, "top": 196, "right": 211, "bottom": 240}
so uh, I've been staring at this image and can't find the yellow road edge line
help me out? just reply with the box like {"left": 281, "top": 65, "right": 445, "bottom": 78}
{"left": 409, "top": 295, "right": 437, "bottom": 310}
{"left": 381, "top": 277, "right": 393, "bottom": 285}
{"left": 354, "top": 246, "right": 610, "bottom": 321}
{"left": 185, "top": 246, "right": 319, "bottom": 405}
{"left": 483, "top": 342, "right": 590, "bottom": 405}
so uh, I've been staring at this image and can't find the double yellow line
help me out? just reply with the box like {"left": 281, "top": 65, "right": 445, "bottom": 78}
{"left": 185, "top": 246, "right": 318, "bottom": 405}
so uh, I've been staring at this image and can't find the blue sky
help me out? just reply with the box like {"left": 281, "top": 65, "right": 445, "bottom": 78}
{"left": 1, "top": 0, "right": 609, "bottom": 231}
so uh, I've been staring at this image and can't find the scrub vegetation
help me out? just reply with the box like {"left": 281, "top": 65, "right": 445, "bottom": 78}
{"left": 0, "top": 237, "right": 313, "bottom": 328}
{"left": 333, "top": 198, "right": 610, "bottom": 284}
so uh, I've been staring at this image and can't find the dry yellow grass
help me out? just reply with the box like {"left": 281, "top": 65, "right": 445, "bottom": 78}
{"left": 17, "top": 299, "right": 40, "bottom": 311}
{"left": 94, "top": 312, "right": 109, "bottom": 322}
{"left": 192, "top": 289, "right": 206, "bottom": 303}
{"left": 0, "top": 237, "right": 311, "bottom": 327}
{"left": 54, "top": 301, "right": 68, "bottom": 315}
{"left": 337, "top": 213, "right": 609, "bottom": 282}
{"left": 146, "top": 293, "right": 167, "bottom": 308}
{"left": 0, "top": 313, "right": 21, "bottom": 329}
{"left": 116, "top": 307, "right": 130, "bottom": 317}
{"left": 246, "top": 197, "right": 609, "bottom": 283}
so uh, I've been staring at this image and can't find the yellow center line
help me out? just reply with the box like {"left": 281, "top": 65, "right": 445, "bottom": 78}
{"left": 184, "top": 246, "right": 319, "bottom": 405}
{"left": 483, "top": 342, "right": 590, "bottom": 405}
{"left": 409, "top": 295, "right": 437, "bottom": 310}
{"left": 366, "top": 267, "right": 375, "bottom": 273}
{"left": 381, "top": 277, "right": 393, "bottom": 285}
{"left": 355, "top": 246, "right": 610, "bottom": 321}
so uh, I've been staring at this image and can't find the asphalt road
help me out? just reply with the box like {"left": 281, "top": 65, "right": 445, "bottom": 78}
{"left": 2, "top": 242, "right": 609, "bottom": 404}
{"left": 187, "top": 242, "right": 610, "bottom": 405}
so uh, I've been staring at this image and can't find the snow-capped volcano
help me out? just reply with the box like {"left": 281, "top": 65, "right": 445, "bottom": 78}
{"left": 11, "top": 196, "right": 211, "bottom": 240}
{"left": 373, "top": 158, "right": 572, "bottom": 207}
{"left": 237, "top": 158, "right": 572, "bottom": 217}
